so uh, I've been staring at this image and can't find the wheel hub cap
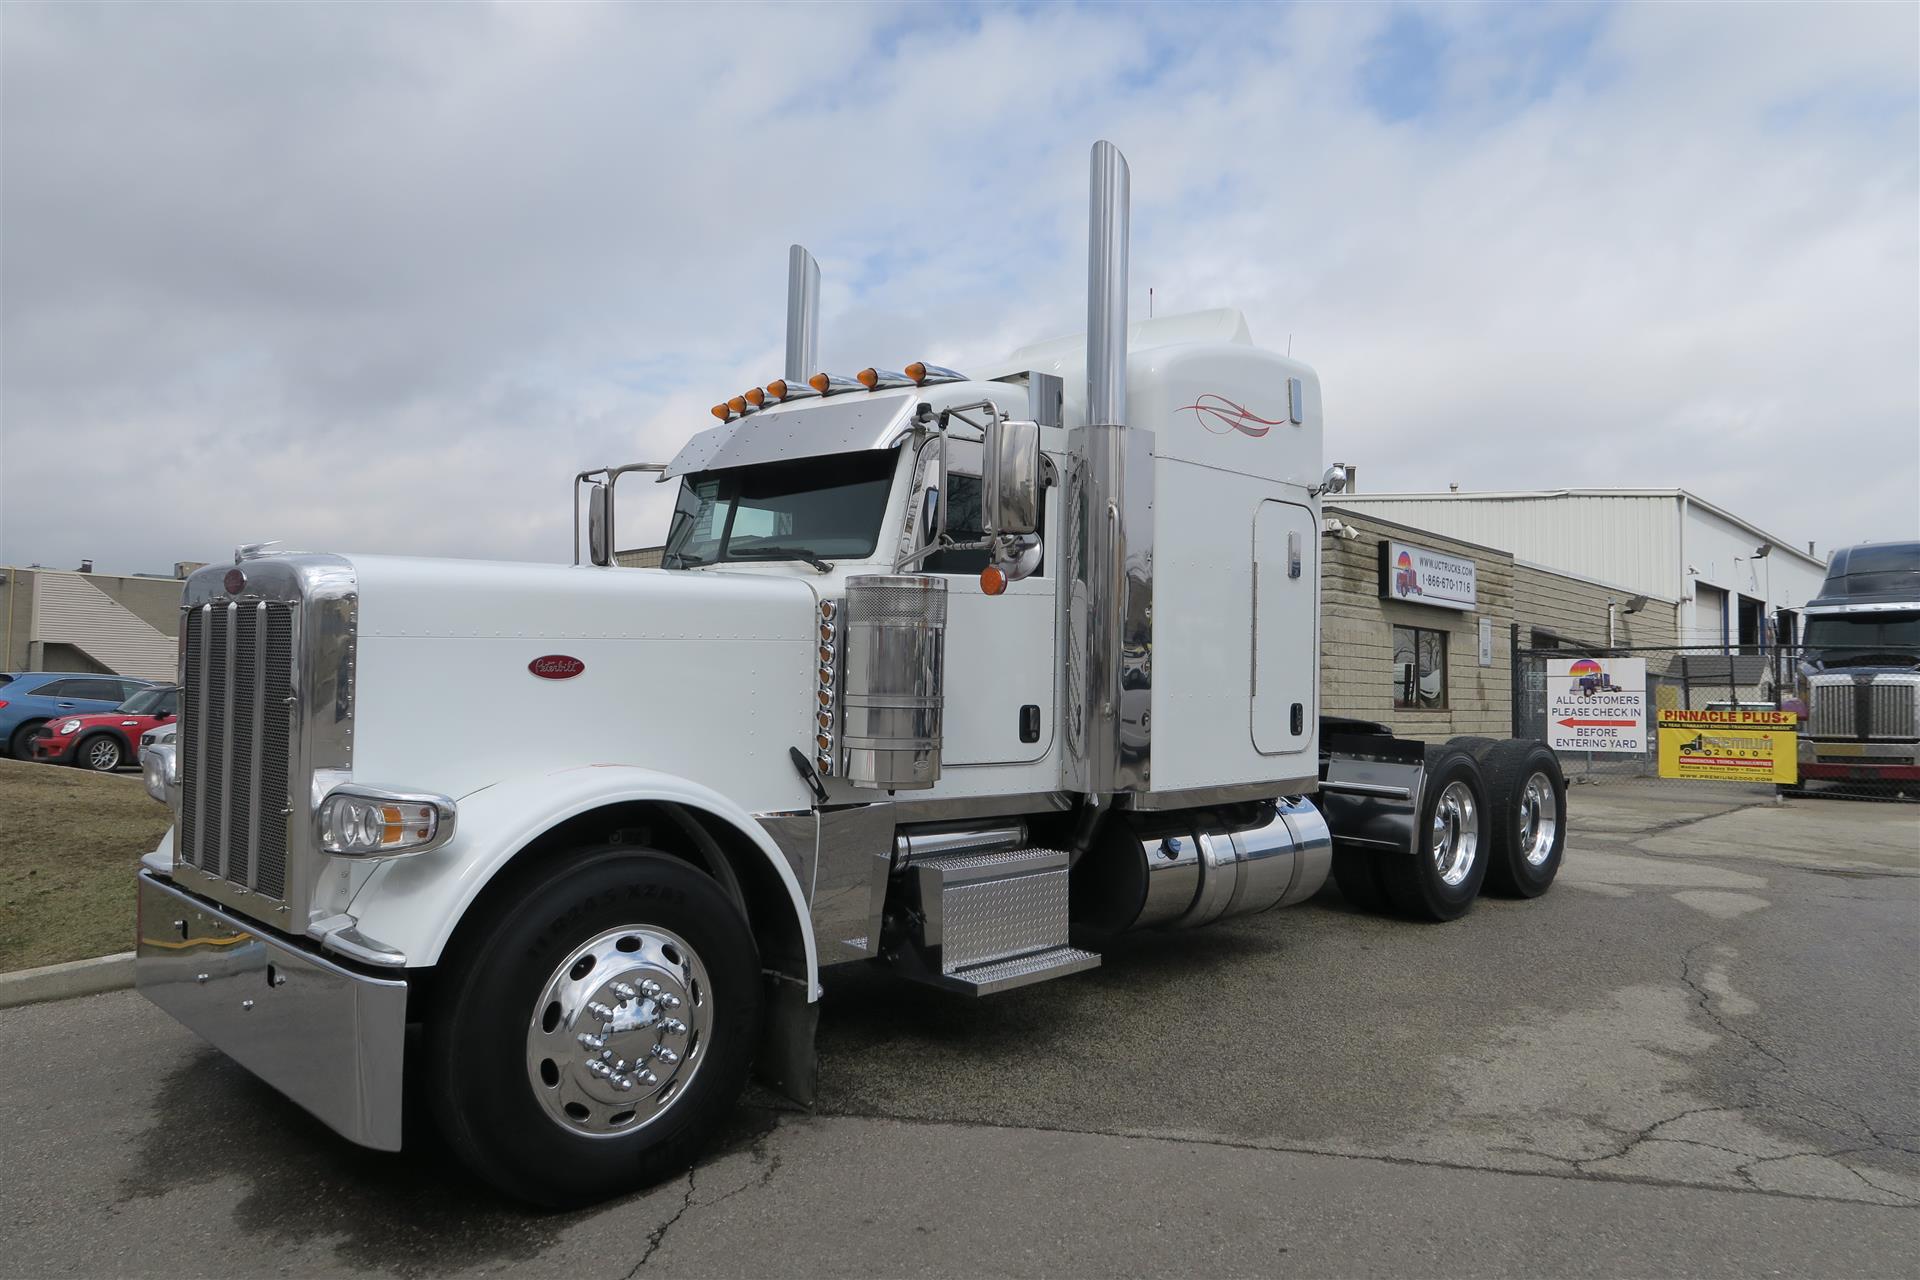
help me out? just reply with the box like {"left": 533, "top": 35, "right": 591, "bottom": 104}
{"left": 1518, "top": 772, "right": 1559, "bottom": 867}
{"left": 1430, "top": 780, "right": 1481, "bottom": 887}
{"left": 526, "top": 925, "right": 711, "bottom": 1139}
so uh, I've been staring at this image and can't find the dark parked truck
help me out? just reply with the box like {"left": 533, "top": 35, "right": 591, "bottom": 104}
{"left": 132, "top": 143, "right": 1572, "bottom": 1206}
{"left": 1798, "top": 540, "right": 1920, "bottom": 788}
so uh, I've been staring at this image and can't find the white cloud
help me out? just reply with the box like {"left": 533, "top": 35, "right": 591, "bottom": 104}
{"left": 2, "top": 1, "right": 1913, "bottom": 573}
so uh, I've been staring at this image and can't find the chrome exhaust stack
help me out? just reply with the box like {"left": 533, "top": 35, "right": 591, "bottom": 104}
{"left": 784, "top": 244, "right": 820, "bottom": 384}
{"left": 1072, "top": 140, "right": 1154, "bottom": 797}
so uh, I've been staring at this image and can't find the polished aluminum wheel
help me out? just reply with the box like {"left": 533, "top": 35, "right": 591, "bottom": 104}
{"left": 1430, "top": 779, "right": 1480, "bottom": 887}
{"left": 525, "top": 925, "right": 711, "bottom": 1139}
{"left": 86, "top": 737, "right": 121, "bottom": 771}
{"left": 1518, "top": 771, "right": 1559, "bottom": 867}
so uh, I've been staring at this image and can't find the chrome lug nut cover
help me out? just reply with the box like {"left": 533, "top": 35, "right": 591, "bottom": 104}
{"left": 525, "top": 925, "right": 712, "bottom": 1140}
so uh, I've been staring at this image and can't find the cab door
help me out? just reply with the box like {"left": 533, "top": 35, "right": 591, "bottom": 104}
{"left": 1251, "top": 499, "right": 1317, "bottom": 757}
{"left": 908, "top": 439, "right": 1057, "bottom": 765}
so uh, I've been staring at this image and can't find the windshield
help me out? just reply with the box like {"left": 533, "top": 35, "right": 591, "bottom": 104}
{"left": 662, "top": 451, "right": 896, "bottom": 570}
{"left": 1803, "top": 611, "right": 1920, "bottom": 665}
{"left": 119, "top": 687, "right": 174, "bottom": 714}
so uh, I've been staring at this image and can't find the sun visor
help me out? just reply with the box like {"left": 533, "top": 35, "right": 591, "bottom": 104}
{"left": 664, "top": 391, "right": 919, "bottom": 479}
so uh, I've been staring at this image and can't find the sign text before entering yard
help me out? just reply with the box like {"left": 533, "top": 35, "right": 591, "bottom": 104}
{"left": 1657, "top": 709, "right": 1798, "bottom": 783}
{"left": 1546, "top": 657, "right": 1647, "bottom": 753}
{"left": 1378, "top": 540, "right": 1476, "bottom": 611}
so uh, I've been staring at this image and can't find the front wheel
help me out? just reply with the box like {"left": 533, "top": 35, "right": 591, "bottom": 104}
{"left": 426, "top": 848, "right": 763, "bottom": 1207}
{"left": 79, "top": 734, "right": 123, "bottom": 772}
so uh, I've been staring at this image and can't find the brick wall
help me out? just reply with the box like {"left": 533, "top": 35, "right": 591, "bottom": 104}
{"left": 1321, "top": 508, "right": 1513, "bottom": 741}
{"left": 1511, "top": 562, "right": 1679, "bottom": 650}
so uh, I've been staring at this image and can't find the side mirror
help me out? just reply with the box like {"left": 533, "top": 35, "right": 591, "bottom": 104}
{"left": 1314, "top": 464, "right": 1348, "bottom": 498}
{"left": 983, "top": 418, "right": 1040, "bottom": 537}
{"left": 587, "top": 482, "right": 613, "bottom": 566}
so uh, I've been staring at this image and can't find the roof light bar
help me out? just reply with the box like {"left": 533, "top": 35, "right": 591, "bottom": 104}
{"left": 906, "top": 362, "right": 966, "bottom": 386}
{"left": 809, "top": 372, "right": 864, "bottom": 396}
{"left": 766, "top": 378, "right": 821, "bottom": 402}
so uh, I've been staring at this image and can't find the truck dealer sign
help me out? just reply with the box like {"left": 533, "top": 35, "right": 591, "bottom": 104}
{"left": 1657, "top": 709, "right": 1798, "bottom": 783}
{"left": 1545, "top": 657, "right": 1646, "bottom": 754}
{"left": 1378, "top": 540, "right": 1477, "bottom": 611}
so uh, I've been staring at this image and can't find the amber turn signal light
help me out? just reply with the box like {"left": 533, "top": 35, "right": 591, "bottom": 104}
{"left": 980, "top": 565, "right": 1008, "bottom": 596}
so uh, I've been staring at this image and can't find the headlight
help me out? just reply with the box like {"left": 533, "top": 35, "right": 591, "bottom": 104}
{"left": 142, "top": 743, "right": 177, "bottom": 805}
{"left": 59, "top": 719, "right": 82, "bottom": 735}
{"left": 316, "top": 785, "right": 457, "bottom": 858}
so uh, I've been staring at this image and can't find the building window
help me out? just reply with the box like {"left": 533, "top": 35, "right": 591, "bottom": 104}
{"left": 1392, "top": 625, "right": 1447, "bottom": 709}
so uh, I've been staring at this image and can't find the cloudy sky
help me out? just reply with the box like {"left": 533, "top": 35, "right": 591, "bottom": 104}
{"left": 2, "top": 1, "right": 1914, "bottom": 575}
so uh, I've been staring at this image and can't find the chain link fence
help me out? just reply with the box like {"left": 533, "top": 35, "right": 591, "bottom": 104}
{"left": 1513, "top": 643, "right": 1920, "bottom": 803}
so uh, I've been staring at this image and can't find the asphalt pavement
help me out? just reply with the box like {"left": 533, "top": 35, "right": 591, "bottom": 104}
{"left": 2, "top": 788, "right": 1916, "bottom": 1278}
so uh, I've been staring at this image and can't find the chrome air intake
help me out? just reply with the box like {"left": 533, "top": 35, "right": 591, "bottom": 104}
{"left": 840, "top": 574, "right": 948, "bottom": 790}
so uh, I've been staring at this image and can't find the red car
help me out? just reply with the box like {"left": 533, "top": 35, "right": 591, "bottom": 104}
{"left": 33, "top": 685, "right": 179, "bottom": 772}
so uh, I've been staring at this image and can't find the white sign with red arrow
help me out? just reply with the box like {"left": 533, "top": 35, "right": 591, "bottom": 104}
{"left": 1545, "top": 657, "right": 1647, "bottom": 754}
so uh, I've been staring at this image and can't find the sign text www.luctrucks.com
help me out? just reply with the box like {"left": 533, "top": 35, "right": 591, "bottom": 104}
{"left": 1545, "top": 657, "right": 1647, "bottom": 754}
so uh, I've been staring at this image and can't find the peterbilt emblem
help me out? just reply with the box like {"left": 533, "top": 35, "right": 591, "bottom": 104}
{"left": 1177, "top": 394, "right": 1284, "bottom": 438}
{"left": 529, "top": 655, "right": 586, "bottom": 680}
{"left": 223, "top": 568, "right": 247, "bottom": 595}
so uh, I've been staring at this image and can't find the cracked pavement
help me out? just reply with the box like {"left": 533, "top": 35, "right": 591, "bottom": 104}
{"left": 1, "top": 789, "right": 1915, "bottom": 1277}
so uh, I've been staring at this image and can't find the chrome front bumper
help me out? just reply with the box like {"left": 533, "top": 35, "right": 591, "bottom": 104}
{"left": 135, "top": 870, "right": 407, "bottom": 1151}
{"left": 1799, "top": 739, "right": 1920, "bottom": 765}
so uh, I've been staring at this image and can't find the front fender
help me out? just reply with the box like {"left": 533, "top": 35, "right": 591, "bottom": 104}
{"left": 346, "top": 765, "right": 819, "bottom": 997}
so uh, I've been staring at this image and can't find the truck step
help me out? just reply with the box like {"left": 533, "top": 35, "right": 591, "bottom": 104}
{"left": 930, "top": 945, "right": 1102, "bottom": 997}
{"left": 913, "top": 845, "right": 1070, "bottom": 974}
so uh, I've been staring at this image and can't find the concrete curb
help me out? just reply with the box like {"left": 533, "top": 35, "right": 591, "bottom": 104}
{"left": 0, "top": 952, "right": 135, "bottom": 1009}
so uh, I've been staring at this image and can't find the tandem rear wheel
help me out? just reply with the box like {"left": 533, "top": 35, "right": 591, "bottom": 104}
{"left": 425, "top": 847, "right": 763, "bottom": 1208}
{"left": 1331, "top": 738, "right": 1566, "bottom": 919}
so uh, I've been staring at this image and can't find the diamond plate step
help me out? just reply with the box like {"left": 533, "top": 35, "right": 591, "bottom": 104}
{"left": 936, "top": 946, "right": 1101, "bottom": 996}
{"left": 914, "top": 846, "right": 1070, "bottom": 974}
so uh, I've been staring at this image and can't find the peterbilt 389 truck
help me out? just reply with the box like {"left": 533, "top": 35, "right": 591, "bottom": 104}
{"left": 133, "top": 143, "right": 1569, "bottom": 1206}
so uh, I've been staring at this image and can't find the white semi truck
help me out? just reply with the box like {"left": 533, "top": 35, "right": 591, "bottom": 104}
{"left": 134, "top": 142, "right": 1569, "bottom": 1206}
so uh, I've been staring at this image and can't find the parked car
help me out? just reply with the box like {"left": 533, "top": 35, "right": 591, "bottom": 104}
{"left": 0, "top": 672, "right": 158, "bottom": 761}
{"left": 32, "top": 684, "right": 180, "bottom": 772}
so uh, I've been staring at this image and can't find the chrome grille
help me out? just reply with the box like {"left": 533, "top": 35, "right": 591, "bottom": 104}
{"left": 1870, "top": 681, "right": 1917, "bottom": 740}
{"left": 1809, "top": 675, "right": 1920, "bottom": 741}
{"left": 179, "top": 601, "right": 297, "bottom": 901}
{"left": 1809, "top": 680, "right": 1854, "bottom": 738}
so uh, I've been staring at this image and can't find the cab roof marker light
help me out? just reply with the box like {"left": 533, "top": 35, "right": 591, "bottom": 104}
{"left": 744, "top": 387, "right": 766, "bottom": 408}
{"left": 857, "top": 368, "right": 914, "bottom": 391}
{"left": 906, "top": 362, "right": 967, "bottom": 386}
{"left": 766, "top": 378, "right": 821, "bottom": 402}
{"left": 809, "top": 372, "right": 864, "bottom": 396}
{"left": 727, "top": 395, "right": 752, "bottom": 416}
{"left": 711, "top": 404, "right": 734, "bottom": 422}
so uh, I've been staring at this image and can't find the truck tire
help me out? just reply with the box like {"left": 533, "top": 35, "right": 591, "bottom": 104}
{"left": 425, "top": 848, "right": 762, "bottom": 1208}
{"left": 1475, "top": 740, "right": 1566, "bottom": 898}
{"left": 1377, "top": 747, "right": 1489, "bottom": 921}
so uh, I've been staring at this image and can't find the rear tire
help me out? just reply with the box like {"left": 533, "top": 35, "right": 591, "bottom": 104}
{"left": 1475, "top": 741, "right": 1567, "bottom": 898}
{"left": 1376, "top": 747, "right": 1490, "bottom": 921}
{"left": 426, "top": 848, "right": 762, "bottom": 1208}
{"left": 10, "top": 722, "right": 45, "bottom": 761}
